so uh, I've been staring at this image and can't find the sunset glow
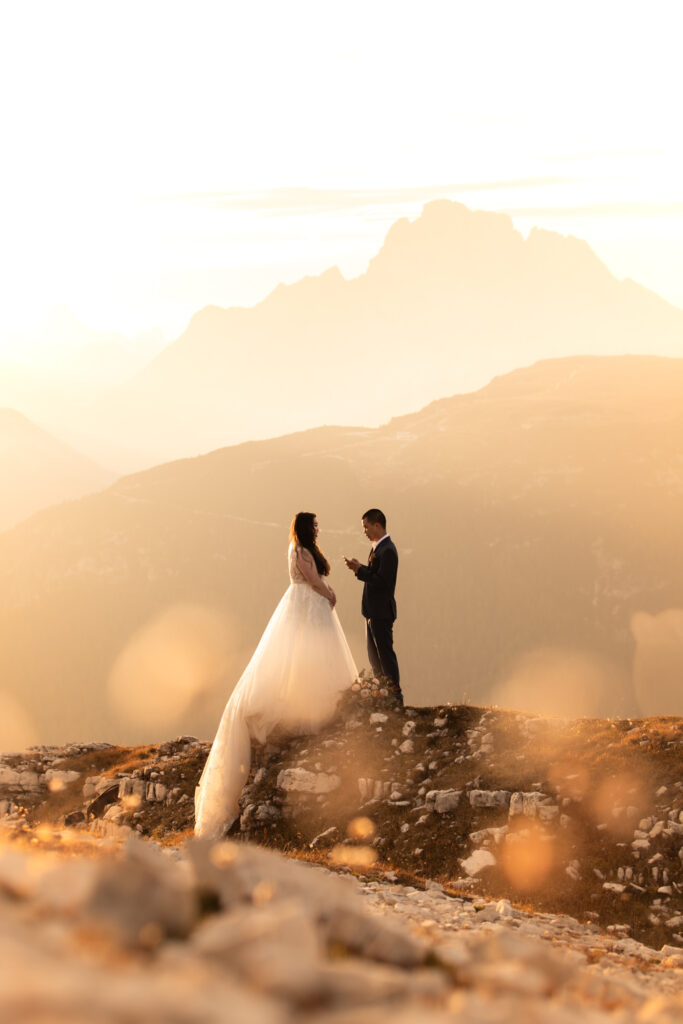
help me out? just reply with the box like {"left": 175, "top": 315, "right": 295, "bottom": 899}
{"left": 1, "top": 0, "right": 682, "bottom": 351}
{"left": 1, "top": 0, "right": 683, "bottom": 744}
{"left": 2, "top": 5, "right": 683, "bottom": 1015}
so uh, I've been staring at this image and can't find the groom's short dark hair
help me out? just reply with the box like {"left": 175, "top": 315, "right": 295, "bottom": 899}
{"left": 362, "top": 508, "right": 386, "bottom": 528}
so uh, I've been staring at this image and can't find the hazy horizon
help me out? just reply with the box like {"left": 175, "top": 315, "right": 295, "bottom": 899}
{"left": 3, "top": 195, "right": 683, "bottom": 477}
{"left": 2, "top": 1, "right": 683, "bottom": 360}
{"left": 1, "top": 1, "right": 683, "bottom": 750}
{"left": 2, "top": 188, "right": 683, "bottom": 367}
{"left": 3, "top": 9, "right": 683, "bottom": 1012}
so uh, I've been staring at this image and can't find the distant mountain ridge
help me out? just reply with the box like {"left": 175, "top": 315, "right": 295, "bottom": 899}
{"left": 1, "top": 354, "right": 682, "bottom": 745}
{"left": 90, "top": 200, "right": 683, "bottom": 464}
{"left": 0, "top": 408, "right": 114, "bottom": 531}
{"left": 1, "top": 304, "right": 165, "bottom": 385}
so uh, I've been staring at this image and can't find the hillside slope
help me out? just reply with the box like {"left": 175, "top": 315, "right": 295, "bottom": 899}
{"left": 1, "top": 354, "right": 683, "bottom": 743}
{"left": 0, "top": 408, "right": 114, "bottom": 530}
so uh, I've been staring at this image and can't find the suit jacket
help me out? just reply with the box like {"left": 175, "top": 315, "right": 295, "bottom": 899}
{"left": 356, "top": 536, "right": 398, "bottom": 621}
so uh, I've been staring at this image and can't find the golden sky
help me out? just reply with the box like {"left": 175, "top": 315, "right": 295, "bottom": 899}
{"left": 1, "top": 0, "right": 682, "bottom": 353}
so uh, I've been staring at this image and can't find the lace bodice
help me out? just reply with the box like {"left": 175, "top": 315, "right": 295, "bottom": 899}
{"left": 288, "top": 543, "right": 307, "bottom": 583}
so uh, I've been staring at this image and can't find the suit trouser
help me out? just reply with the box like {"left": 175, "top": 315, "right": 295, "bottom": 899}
{"left": 366, "top": 617, "right": 401, "bottom": 696}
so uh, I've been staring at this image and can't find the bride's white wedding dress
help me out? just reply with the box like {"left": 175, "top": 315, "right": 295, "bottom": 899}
{"left": 194, "top": 542, "right": 357, "bottom": 839}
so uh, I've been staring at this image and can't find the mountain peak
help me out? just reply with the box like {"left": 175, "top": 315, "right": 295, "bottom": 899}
{"left": 0, "top": 406, "right": 31, "bottom": 424}
{"left": 365, "top": 200, "right": 523, "bottom": 280}
{"left": 525, "top": 226, "right": 612, "bottom": 278}
{"left": 0, "top": 407, "right": 44, "bottom": 438}
{"left": 99, "top": 199, "right": 683, "bottom": 463}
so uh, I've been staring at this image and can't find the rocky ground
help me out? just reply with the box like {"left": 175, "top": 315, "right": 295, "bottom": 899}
{"left": 2, "top": 697, "right": 683, "bottom": 1020}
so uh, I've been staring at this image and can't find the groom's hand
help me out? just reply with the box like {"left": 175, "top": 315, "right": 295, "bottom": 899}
{"left": 344, "top": 556, "right": 361, "bottom": 573}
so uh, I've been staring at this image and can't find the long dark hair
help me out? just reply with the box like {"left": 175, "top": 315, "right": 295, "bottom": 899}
{"left": 289, "top": 511, "right": 330, "bottom": 577}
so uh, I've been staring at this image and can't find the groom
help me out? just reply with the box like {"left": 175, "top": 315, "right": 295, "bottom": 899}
{"left": 344, "top": 508, "right": 403, "bottom": 705}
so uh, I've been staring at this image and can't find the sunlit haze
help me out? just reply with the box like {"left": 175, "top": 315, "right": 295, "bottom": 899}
{"left": 1, "top": 0, "right": 682, "bottom": 353}
{"left": 3, "top": 5, "right": 683, "bottom": 1003}
{"left": 1, "top": 2, "right": 683, "bottom": 749}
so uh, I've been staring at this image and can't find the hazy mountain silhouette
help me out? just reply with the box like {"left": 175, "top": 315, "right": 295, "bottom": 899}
{"left": 0, "top": 409, "right": 115, "bottom": 531}
{"left": 89, "top": 200, "right": 683, "bottom": 465}
{"left": 1, "top": 305, "right": 165, "bottom": 386}
{"left": 0, "top": 307, "right": 166, "bottom": 473}
{"left": 1, "top": 354, "right": 683, "bottom": 746}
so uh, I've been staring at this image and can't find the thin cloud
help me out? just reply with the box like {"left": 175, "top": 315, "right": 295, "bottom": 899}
{"left": 506, "top": 201, "right": 683, "bottom": 219}
{"left": 539, "top": 149, "right": 665, "bottom": 163}
{"left": 153, "top": 180, "right": 577, "bottom": 216}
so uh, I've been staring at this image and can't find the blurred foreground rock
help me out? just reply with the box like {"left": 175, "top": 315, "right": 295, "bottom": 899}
{"left": 1, "top": 834, "right": 683, "bottom": 1023}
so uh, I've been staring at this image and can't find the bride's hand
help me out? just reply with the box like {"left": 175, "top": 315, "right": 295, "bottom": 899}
{"left": 328, "top": 587, "right": 337, "bottom": 608}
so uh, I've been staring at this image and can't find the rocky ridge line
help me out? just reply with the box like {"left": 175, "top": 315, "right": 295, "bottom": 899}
{"left": 2, "top": 699, "right": 683, "bottom": 952}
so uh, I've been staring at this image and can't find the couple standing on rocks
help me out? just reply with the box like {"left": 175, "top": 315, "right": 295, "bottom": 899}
{"left": 194, "top": 507, "right": 401, "bottom": 839}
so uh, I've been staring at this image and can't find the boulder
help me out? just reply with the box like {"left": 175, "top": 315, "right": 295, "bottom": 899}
{"left": 80, "top": 837, "right": 197, "bottom": 944}
{"left": 276, "top": 769, "right": 340, "bottom": 794}
{"left": 430, "top": 789, "right": 461, "bottom": 814}
{"left": 325, "top": 904, "right": 428, "bottom": 967}
{"left": 186, "top": 839, "right": 359, "bottom": 918}
{"left": 0, "top": 767, "right": 40, "bottom": 792}
{"left": 192, "top": 898, "right": 323, "bottom": 1002}
{"left": 44, "top": 769, "right": 80, "bottom": 789}
{"left": 469, "top": 790, "right": 510, "bottom": 809}
{"left": 461, "top": 850, "right": 496, "bottom": 876}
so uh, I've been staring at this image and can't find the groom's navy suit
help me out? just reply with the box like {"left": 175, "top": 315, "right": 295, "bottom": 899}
{"left": 355, "top": 536, "right": 401, "bottom": 700}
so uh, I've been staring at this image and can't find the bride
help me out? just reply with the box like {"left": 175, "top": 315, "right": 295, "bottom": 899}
{"left": 194, "top": 512, "right": 358, "bottom": 839}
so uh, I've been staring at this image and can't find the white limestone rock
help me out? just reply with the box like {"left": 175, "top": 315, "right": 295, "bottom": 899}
{"left": 509, "top": 791, "right": 555, "bottom": 818}
{"left": 81, "top": 837, "right": 197, "bottom": 944}
{"left": 469, "top": 826, "right": 508, "bottom": 846}
{"left": 187, "top": 838, "right": 359, "bottom": 918}
{"left": 145, "top": 782, "right": 168, "bottom": 802}
{"left": 193, "top": 899, "right": 323, "bottom": 1002}
{"left": 461, "top": 850, "right": 496, "bottom": 876}
{"left": 44, "top": 768, "right": 80, "bottom": 788}
{"left": 276, "top": 768, "right": 340, "bottom": 794}
{"left": 566, "top": 860, "right": 581, "bottom": 881}
{"left": 118, "top": 777, "right": 148, "bottom": 802}
{"left": 495, "top": 898, "right": 515, "bottom": 918}
{"left": 427, "top": 789, "right": 461, "bottom": 814}
{"left": 326, "top": 904, "right": 428, "bottom": 967}
{"left": 316, "top": 959, "right": 421, "bottom": 1007}
{"left": 469, "top": 789, "right": 511, "bottom": 809}
{"left": 0, "top": 767, "right": 40, "bottom": 792}
{"left": 89, "top": 819, "right": 134, "bottom": 840}
{"left": 83, "top": 775, "right": 105, "bottom": 800}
